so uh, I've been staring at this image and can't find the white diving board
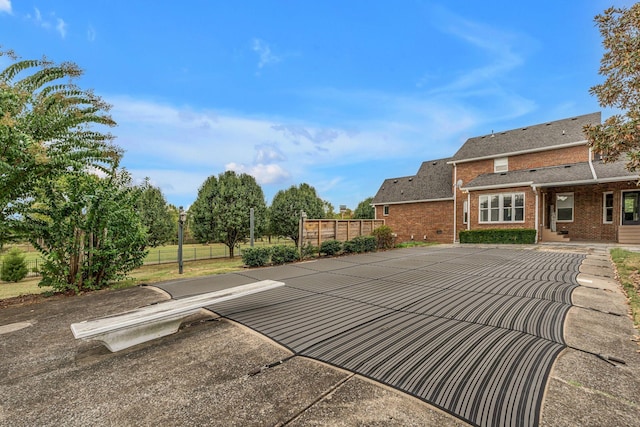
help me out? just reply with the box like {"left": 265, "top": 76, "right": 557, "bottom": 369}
{"left": 70, "top": 280, "right": 284, "bottom": 352}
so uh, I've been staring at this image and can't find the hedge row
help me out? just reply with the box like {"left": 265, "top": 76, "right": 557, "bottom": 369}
{"left": 459, "top": 228, "right": 536, "bottom": 244}
{"left": 241, "top": 245, "right": 299, "bottom": 267}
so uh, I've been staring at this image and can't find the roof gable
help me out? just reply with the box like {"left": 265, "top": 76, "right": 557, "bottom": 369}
{"left": 452, "top": 112, "right": 601, "bottom": 162}
{"left": 372, "top": 157, "right": 453, "bottom": 204}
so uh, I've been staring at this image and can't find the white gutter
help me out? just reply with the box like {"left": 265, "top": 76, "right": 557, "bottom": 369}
{"left": 371, "top": 197, "right": 454, "bottom": 206}
{"left": 462, "top": 182, "right": 534, "bottom": 192}
{"left": 447, "top": 140, "right": 588, "bottom": 164}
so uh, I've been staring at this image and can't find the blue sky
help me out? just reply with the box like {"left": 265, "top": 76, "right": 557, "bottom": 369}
{"left": 1, "top": 0, "right": 635, "bottom": 210}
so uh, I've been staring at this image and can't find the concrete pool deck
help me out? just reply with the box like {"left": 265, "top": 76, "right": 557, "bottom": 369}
{"left": 1, "top": 245, "right": 638, "bottom": 426}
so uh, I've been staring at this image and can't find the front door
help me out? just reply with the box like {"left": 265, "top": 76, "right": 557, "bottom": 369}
{"left": 623, "top": 191, "right": 640, "bottom": 225}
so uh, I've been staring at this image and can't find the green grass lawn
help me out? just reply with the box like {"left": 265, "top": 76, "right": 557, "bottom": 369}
{"left": 1, "top": 257, "right": 245, "bottom": 300}
{"left": 609, "top": 248, "right": 640, "bottom": 328}
{"left": 0, "top": 239, "right": 293, "bottom": 300}
{"left": 1, "top": 239, "right": 294, "bottom": 266}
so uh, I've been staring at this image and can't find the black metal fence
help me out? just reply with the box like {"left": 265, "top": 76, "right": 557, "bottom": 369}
{"left": 1, "top": 239, "right": 294, "bottom": 279}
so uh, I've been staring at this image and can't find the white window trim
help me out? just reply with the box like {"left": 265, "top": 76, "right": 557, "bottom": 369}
{"left": 603, "top": 192, "right": 613, "bottom": 224}
{"left": 463, "top": 200, "right": 468, "bottom": 224}
{"left": 383, "top": 205, "right": 389, "bottom": 216}
{"left": 478, "top": 192, "right": 525, "bottom": 224}
{"left": 556, "top": 192, "right": 574, "bottom": 223}
{"left": 494, "top": 157, "right": 508, "bottom": 173}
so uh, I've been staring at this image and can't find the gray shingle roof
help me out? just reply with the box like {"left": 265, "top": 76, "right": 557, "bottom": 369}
{"left": 372, "top": 157, "right": 453, "bottom": 204}
{"left": 464, "top": 158, "right": 638, "bottom": 190}
{"left": 452, "top": 112, "right": 601, "bottom": 162}
{"left": 593, "top": 158, "right": 640, "bottom": 180}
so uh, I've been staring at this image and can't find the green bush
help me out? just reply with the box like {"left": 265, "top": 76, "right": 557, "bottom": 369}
{"left": 372, "top": 225, "right": 395, "bottom": 249}
{"left": 459, "top": 229, "right": 536, "bottom": 244}
{"left": 320, "top": 240, "right": 342, "bottom": 256}
{"left": 271, "top": 245, "right": 299, "bottom": 265}
{"left": 1, "top": 248, "right": 29, "bottom": 282}
{"left": 343, "top": 236, "right": 377, "bottom": 254}
{"left": 241, "top": 247, "right": 272, "bottom": 267}
{"left": 301, "top": 243, "right": 318, "bottom": 260}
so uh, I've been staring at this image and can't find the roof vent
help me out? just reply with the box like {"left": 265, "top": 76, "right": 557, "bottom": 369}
{"left": 393, "top": 179, "right": 398, "bottom": 183}
{"left": 529, "top": 169, "right": 537, "bottom": 172}
{"left": 564, "top": 165, "right": 571, "bottom": 168}
{"left": 562, "top": 130, "right": 565, "bottom": 135}
{"left": 432, "top": 161, "right": 437, "bottom": 165}
{"left": 500, "top": 172, "right": 507, "bottom": 176}
{"left": 490, "top": 130, "right": 494, "bottom": 137}
{"left": 408, "top": 178, "right": 413, "bottom": 181}
{"left": 522, "top": 128, "right": 527, "bottom": 131}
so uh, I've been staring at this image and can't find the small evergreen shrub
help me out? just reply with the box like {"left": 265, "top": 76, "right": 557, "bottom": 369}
{"left": 320, "top": 240, "right": 342, "bottom": 256}
{"left": 372, "top": 225, "right": 395, "bottom": 249}
{"left": 301, "top": 243, "right": 318, "bottom": 260}
{"left": 342, "top": 239, "right": 357, "bottom": 254}
{"left": 343, "top": 236, "right": 377, "bottom": 254}
{"left": 1, "top": 248, "right": 29, "bottom": 282}
{"left": 459, "top": 229, "right": 536, "bottom": 244}
{"left": 241, "top": 247, "right": 272, "bottom": 267}
{"left": 271, "top": 245, "right": 299, "bottom": 265}
{"left": 361, "top": 236, "right": 377, "bottom": 252}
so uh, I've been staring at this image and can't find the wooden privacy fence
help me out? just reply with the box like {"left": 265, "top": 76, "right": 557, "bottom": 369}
{"left": 300, "top": 219, "right": 385, "bottom": 247}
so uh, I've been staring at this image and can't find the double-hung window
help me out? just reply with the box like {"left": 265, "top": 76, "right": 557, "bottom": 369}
{"left": 556, "top": 193, "right": 574, "bottom": 222}
{"left": 603, "top": 192, "right": 613, "bottom": 224}
{"left": 494, "top": 157, "right": 508, "bottom": 173}
{"left": 479, "top": 193, "right": 524, "bottom": 223}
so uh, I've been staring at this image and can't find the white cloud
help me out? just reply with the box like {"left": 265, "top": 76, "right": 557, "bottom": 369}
{"left": 252, "top": 38, "right": 280, "bottom": 70}
{"left": 56, "top": 18, "right": 66, "bottom": 38}
{"left": 0, "top": 0, "right": 11, "bottom": 14}
{"left": 225, "top": 162, "right": 290, "bottom": 185}
{"left": 87, "top": 25, "right": 96, "bottom": 41}
{"left": 415, "top": 5, "right": 538, "bottom": 123}
{"left": 25, "top": 7, "right": 67, "bottom": 38}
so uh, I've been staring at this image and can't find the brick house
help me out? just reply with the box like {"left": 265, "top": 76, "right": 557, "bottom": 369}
{"left": 372, "top": 112, "right": 640, "bottom": 244}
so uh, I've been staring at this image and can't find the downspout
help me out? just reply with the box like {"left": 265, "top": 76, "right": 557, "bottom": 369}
{"left": 467, "top": 191, "right": 471, "bottom": 230}
{"left": 452, "top": 162, "right": 457, "bottom": 243}
{"left": 588, "top": 147, "right": 597, "bottom": 180}
{"left": 532, "top": 185, "right": 539, "bottom": 243}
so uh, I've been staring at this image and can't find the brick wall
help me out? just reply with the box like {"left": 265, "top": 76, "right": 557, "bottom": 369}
{"left": 466, "top": 186, "right": 537, "bottom": 232}
{"left": 509, "top": 145, "right": 589, "bottom": 170}
{"left": 375, "top": 200, "right": 454, "bottom": 243}
{"left": 453, "top": 145, "right": 591, "bottom": 239}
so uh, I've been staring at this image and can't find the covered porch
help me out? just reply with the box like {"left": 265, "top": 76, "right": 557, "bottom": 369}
{"left": 538, "top": 185, "right": 640, "bottom": 244}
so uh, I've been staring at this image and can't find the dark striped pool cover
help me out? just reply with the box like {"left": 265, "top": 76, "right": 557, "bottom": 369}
{"left": 156, "top": 246, "right": 584, "bottom": 427}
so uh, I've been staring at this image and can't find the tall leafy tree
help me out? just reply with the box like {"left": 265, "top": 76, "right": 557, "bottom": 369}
{"left": 23, "top": 170, "right": 147, "bottom": 293}
{"left": 584, "top": 4, "right": 640, "bottom": 170}
{"left": 270, "top": 183, "right": 325, "bottom": 245}
{"left": 0, "top": 51, "right": 119, "bottom": 246}
{"left": 190, "top": 175, "right": 219, "bottom": 244}
{"left": 353, "top": 197, "right": 375, "bottom": 219}
{"left": 217, "top": 171, "right": 267, "bottom": 257}
{"left": 136, "top": 178, "right": 175, "bottom": 247}
{"left": 191, "top": 171, "right": 267, "bottom": 257}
